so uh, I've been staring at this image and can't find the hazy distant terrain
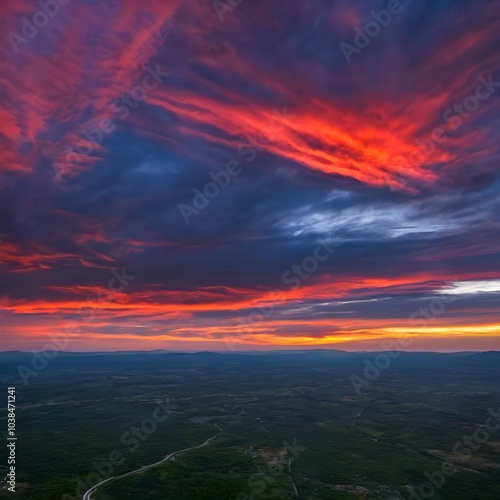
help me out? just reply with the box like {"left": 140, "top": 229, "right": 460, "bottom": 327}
{"left": 1, "top": 350, "right": 500, "bottom": 499}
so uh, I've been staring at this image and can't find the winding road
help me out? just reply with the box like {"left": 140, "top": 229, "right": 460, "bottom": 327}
{"left": 83, "top": 424, "right": 221, "bottom": 500}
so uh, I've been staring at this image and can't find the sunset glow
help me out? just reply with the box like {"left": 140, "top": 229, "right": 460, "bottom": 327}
{"left": 1, "top": 0, "right": 500, "bottom": 352}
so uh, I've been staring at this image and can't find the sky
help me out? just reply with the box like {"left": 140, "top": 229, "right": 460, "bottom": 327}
{"left": 1, "top": 0, "right": 500, "bottom": 352}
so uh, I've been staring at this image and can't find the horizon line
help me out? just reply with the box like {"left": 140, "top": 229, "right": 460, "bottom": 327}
{"left": 1, "top": 348, "right": 497, "bottom": 354}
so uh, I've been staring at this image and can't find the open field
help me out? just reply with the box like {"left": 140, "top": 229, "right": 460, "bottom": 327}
{"left": 1, "top": 351, "right": 499, "bottom": 499}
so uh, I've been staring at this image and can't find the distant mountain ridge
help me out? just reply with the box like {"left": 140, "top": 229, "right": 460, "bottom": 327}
{"left": 0, "top": 348, "right": 493, "bottom": 356}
